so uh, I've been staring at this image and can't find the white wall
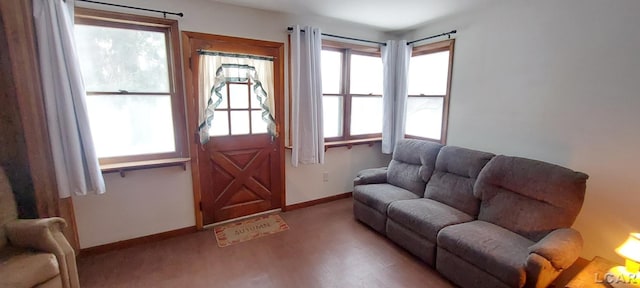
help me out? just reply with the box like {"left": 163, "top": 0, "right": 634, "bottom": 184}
{"left": 405, "top": 0, "right": 640, "bottom": 261}
{"left": 72, "top": 166, "right": 194, "bottom": 248}
{"left": 72, "top": 0, "right": 391, "bottom": 248}
{"left": 286, "top": 144, "right": 390, "bottom": 204}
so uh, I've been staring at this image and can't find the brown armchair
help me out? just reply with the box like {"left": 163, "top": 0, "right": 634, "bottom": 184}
{"left": 0, "top": 167, "right": 80, "bottom": 288}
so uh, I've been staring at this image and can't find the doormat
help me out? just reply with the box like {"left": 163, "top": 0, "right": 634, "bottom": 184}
{"left": 214, "top": 214, "right": 289, "bottom": 247}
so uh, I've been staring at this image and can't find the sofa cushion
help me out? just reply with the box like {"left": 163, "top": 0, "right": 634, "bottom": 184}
{"left": 387, "top": 139, "right": 442, "bottom": 196}
{"left": 353, "top": 201, "right": 387, "bottom": 234}
{"left": 387, "top": 199, "right": 473, "bottom": 243}
{"left": 475, "top": 155, "right": 589, "bottom": 241}
{"left": 386, "top": 219, "right": 438, "bottom": 265}
{"left": 353, "top": 184, "right": 420, "bottom": 214}
{"left": 437, "top": 248, "right": 512, "bottom": 288}
{"left": 438, "top": 221, "right": 534, "bottom": 288}
{"left": 424, "top": 146, "right": 494, "bottom": 216}
{"left": 0, "top": 250, "right": 59, "bottom": 287}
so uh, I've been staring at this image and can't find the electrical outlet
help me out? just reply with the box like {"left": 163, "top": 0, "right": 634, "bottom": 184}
{"left": 322, "top": 172, "right": 329, "bottom": 182}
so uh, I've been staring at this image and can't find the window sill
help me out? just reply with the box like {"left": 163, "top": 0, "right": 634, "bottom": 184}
{"left": 101, "top": 157, "right": 191, "bottom": 177}
{"left": 324, "top": 138, "right": 381, "bottom": 150}
{"left": 285, "top": 138, "right": 381, "bottom": 151}
{"left": 404, "top": 135, "right": 445, "bottom": 145}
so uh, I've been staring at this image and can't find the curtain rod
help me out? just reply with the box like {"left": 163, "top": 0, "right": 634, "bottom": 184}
{"left": 76, "top": 0, "right": 184, "bottom": 18}
{"left": 407, "top": 30, "right": 457, "bottom": 45}
{"left": 287, "top": 27, "right": 386, "bottom": 46}
{"left": 197, "top": 50, "right": 274, "bottom": 61}
{"left": 287, "top": 27, "right": 457, "bottom": 46}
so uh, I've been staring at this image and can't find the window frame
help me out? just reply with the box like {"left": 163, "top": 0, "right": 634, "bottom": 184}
{"left": 74, "top": 8, "right": 188, "bottom": 166}
{"left": 321, "top": 40, "right": 382, "bottom": 143}
{"left": 406, "top": 39, "right": 455, "bottom": 144}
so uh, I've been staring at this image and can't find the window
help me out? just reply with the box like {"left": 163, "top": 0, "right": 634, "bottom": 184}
{"left": 208, "top": 79, "right": 269, "bottom": 136}
{"left": 74, "top": 8, "right": 187, "bottom": 165}
{"left": 321, "top": 41, "right": 383, "bottom": 143}
{"left": 406, "top": 40, "right": 454, "bottom": 143}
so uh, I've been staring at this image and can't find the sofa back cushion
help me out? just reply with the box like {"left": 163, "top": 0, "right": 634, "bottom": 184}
{"left": 424, "top": 146, "right": 494, "bottom": 216}
{"left": 0, "top": 167, "right": 18, "bottom": 249}
{"left": 387, "top": 139, "right": 443, "bottom": 196}
{"left": 475, "top": 155, "right": 588, "bottom": 241}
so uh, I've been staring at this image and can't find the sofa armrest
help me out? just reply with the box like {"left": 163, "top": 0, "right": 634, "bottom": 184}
{"left": 6, "top": 217, "right": 80, "bottom": 288}
{"left": 527, "top": 228, "right": 583, "bottom": 270}
{"left": 354, "top": 167, "right": 388, "bottom": 186}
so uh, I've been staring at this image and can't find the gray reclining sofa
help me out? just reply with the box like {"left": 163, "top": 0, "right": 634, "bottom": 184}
{"left": 353, "top": 139, "right": 588, "bottom": 288}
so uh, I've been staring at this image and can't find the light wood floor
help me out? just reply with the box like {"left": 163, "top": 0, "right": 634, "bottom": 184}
{"left": 77, "top": 198, "right": 455, "bottom": 288}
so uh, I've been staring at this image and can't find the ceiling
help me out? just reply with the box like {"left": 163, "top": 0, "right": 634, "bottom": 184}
{"left": 209, "top": 0, "right": 501, "bottom": 31}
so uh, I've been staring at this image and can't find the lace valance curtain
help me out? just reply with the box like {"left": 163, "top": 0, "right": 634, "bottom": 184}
{"left": 197, "top": 52, "right": 276, "bottom": 144}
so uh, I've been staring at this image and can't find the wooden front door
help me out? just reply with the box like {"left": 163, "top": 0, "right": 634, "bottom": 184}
{"left": 200, "top": 134, "right": 281, "bottom": 224}
{"left": 183, "top": 32, "right": 285, "bottom": 226}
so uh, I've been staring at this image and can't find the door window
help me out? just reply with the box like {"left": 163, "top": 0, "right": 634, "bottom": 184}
{"left": 198, "top": 53, "right": 275, "bottom": 143}
{"left": 209, "top": 81, "right": 268, "bottom": 136}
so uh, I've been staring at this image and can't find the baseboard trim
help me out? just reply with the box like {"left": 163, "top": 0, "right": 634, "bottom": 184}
{"left": 285, "top": 192, "right": 352, "bottom": 211}
{"left": 79, "top": 226, "right": 197, "bottom": 256}
{"left": 79, "top": 194, "right": 353, "bottom": 255}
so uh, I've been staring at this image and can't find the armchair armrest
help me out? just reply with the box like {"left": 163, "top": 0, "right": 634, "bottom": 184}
{"left": 6, "top": 217, "right": 67, "bottom": 253}
{"left": 354, "top": 167, "right": 388, "bottom": 186}
{"left": 527, "top": 228, "right": 583, "bottom": 270}
{"left": 6, "top": 217, "right": 80, "bottom": 288}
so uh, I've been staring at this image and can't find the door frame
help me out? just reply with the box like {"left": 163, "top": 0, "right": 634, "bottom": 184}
{"left": 182, "top": 31, "right": 286, "bottom": 229}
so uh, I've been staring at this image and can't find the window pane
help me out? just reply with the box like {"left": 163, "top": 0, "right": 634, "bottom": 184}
{"left": 350, "top": 54, "right": 383, "bottom": 95}
{"left": 75, "top": 25, "right": 170, "bottom": 93}
{"left": 205, "top": 84, "right": 229, "bottom": 109}
{"left": 85, "top": 95, "right": 175, "bottom": 158}
{"left": 405, "top": 97, "right": 444, "bottom": 140}
{"left": 250, "top": 87, "right": 260, "bottom": 109}
{"left": 230, "top": 111, "right": 250, "bottom": 135}
{"left": 251, "top": 111, "right": 268, "bottom": 134}
{"left": 229, "top": 83, "right": 250, "bottom": 109}
{"left": 350, "top": 96, "right": 382, "bottom": 135}
{"left": 408, "top": 51, "right": 450, "bottom": 95}
{"left": 323, "top": 95, "right": 343, "bottom": 138}
{"left": 209, "top": 111, "right": 229, "bottom": 136}
{"left": 321, "top": 50, "right": 342, "bottom": 94}
{"left": 217, "top": 84, "right": 229, "bottom": 109}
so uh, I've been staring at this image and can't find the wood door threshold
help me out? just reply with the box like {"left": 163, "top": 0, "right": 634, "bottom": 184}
{"left": 203, "top": 208, "right": 282, "bottom": 229}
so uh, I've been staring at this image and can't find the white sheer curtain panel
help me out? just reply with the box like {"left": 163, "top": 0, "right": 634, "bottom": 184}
{"left": 33, "top": 0, "right": 106, "bottom": 197}
{"left": 290, "top": 25, "right": 324, "bottom": 166}
{"left": 381, "top": 40, "right": 412, "bottom": 154}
